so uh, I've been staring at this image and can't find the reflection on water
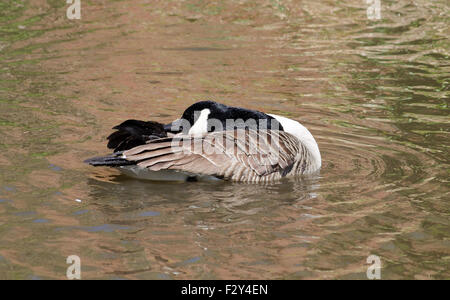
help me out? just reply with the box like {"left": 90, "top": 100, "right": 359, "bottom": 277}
{"left": 0, "top": 0, "right": 448, "bottom": 279}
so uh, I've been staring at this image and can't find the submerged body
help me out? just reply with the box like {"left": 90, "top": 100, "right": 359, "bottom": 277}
{"left": 85, "top": 101, "right": 321, "bottom": 182}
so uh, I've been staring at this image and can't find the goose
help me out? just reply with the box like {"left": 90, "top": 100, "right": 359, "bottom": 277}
{"left": 85, "top": 101, "right": 321, "bottom": 182}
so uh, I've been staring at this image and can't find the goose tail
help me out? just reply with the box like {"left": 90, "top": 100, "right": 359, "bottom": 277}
{"left": 84, "top": 154, "right": 134, "bottom": 167}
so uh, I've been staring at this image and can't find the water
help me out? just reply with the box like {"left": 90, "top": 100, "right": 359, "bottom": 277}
{"left": 0, "top": 0, "right": 448, "bottom": 279}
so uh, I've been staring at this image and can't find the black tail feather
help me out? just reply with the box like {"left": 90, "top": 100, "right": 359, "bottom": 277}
{"left": 84, "top": 155, "right": 135, "bottom": 167}
{"left": 107, "top": 120, "right": 167, "bottom": 152}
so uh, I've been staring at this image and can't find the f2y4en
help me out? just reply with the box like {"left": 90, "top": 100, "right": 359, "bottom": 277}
{"left": 225, "top": 285, "right": 268, "bottom": 295}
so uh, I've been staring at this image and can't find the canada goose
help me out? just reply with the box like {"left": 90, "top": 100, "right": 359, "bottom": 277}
{"left": 85, "top": 101, "right": 321, "bottom": 182}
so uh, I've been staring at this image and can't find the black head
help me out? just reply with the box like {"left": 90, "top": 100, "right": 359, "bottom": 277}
{"left": 166, "top": 100, "right": 284, "bottom": 133}
{"left": 180, "top": 100, "right": 224, "bottom": 126}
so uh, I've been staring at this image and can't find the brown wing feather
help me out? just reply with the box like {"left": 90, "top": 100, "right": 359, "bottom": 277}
{"left": 122, "top": 129, "right": 301, "bottom": 179}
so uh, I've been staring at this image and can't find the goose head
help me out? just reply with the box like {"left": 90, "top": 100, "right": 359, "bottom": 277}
{"left": 164, "top": 100, "right": 284, "bottom": 135}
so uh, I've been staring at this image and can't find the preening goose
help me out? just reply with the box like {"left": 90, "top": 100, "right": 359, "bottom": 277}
{"left": 85, "top": 101, "right": 321, "bottom": 182}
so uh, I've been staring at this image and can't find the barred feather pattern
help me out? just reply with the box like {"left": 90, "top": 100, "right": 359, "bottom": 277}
{"left": 121, "top": 129, "right": 318, "bottom": 182}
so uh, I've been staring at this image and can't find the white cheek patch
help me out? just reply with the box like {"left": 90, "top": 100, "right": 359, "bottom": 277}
{"left": 189, "top": 109, "right": 211, "bottom": 135}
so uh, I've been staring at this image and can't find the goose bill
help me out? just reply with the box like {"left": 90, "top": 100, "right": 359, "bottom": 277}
{"left": 163, "top": 119, "right": 184, "bottom": 133}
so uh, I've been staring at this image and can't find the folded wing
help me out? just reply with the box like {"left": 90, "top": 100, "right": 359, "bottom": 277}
{"left": 122, "top": 129, "right": 303, "bottom": 180}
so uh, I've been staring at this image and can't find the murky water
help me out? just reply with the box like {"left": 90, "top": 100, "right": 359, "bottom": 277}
{"left": 0, "top": 0, "right": 448, "bottom": 279}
